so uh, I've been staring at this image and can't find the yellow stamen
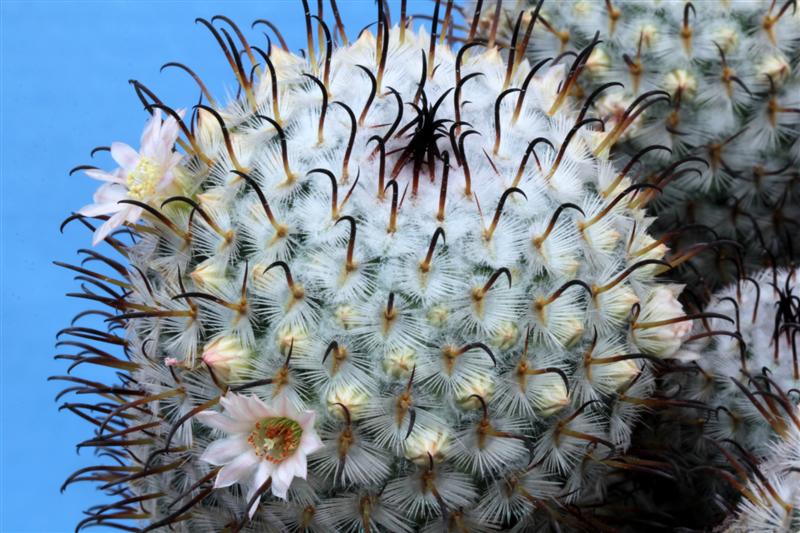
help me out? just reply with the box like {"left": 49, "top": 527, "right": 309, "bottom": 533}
{"left": 126, "top": 157, "right": 161, "bottom": 200}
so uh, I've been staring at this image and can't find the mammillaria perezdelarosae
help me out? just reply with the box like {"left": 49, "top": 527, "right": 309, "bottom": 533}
{"left": 55, "top": 2, "right": 703, "bottom": 531}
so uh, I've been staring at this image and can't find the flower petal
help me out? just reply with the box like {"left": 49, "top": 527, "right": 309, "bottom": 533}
{"left": 214, "top": 452, "right": 259, "bottom": 488}
{"left": 79, "top": 201, "right": 125, "bottom": 218}
{"left": 155, "top": 164, "right": 179, "bottom": 191}
{"left": 200, "top": 436, "right": 249, "bottom": 465}
{"left": 270, "top": 469, "right": 291, "bottom": 500}
{"left": 246, "top": 461, "right": 273, "bottom": 519}
{"left": 159, "top": 115, "right": 182, "bottom": 146}
{"left": 296, "top": 409, "right": 316, "bottom": 429}
{"left": 122, "top": 205, "right": 144, "bottom": 225}
{"left": 168, "top": 151, "right": 184, "bottom": 168}
{"left": 275, "top": 394, "right": 292, "bottom": 418}
{"left": 195, "top": 410, "right": 251, "bottom": 434}
{"left": 219, "top": 392, "right": 273, "bottom": 423}
{"left": 140, "top": 111, "right": 162, "bottom": 154}
{"left": 287, "top": 452, "right": 307, "bottom": 480}
{"left": 219, "top": 392, "right": 258, "bottom": 423}
{"left": 243, "top": 395, "right": 275, "bottom": 419}
{"left": 272, "top": 452, "right": 306, "bottom": 498}
{"left": 84, "top": 169, "right": 125, "bottom": 184}
{"left": 110, "top": 142, "right": 140, "bottom": 171}
{"left": 92, "top": 182, "right": 128, "bottom": 204}
{"left": 299, "top": 427, "right": 323, "bottom": 456}
{"left": 91, "top": 209, "right": 129, "bottom": 246}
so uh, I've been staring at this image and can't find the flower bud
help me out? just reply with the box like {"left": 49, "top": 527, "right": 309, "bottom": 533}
{"left": 638, "top": 23, "right": 659, "bottom": 50}
{"left": 561, "top": 319, "right": 586, "bottom": 348}
{"left": 630, "top": 232, "right": 669, "bottom": 264}
{"left": 571, "top": 0, "right": 593, "bottom": 17}
{"left": 597, "top": 358, "right": 640, "bottom": 393}
{"left": 404, "top": 427, "right": 450, "bottom": 465}
{"left": 201, "top": 336, "right": 250, "bottom": 379}
{"left": 491, "top": 322, "right": 519, "bottom": 351}
{"left": 190, "top": 259, "right": 228, "bottom": 291}
{"left": 757, "top": 54, "right": 791, "bottom": 85}
{"left": 663, "top": 69, "right": 697, "bottom": 100}
{"left": 631, "top": 285, "right": 692, "bottom": 359}
{"left": 196, "top": 190, "right": 226, "bottom": 209}
{"left": 456, "top": 375, "right": 496, "bottom": 410}
{"left": 194, "top": 107, "right": 224, "bottom": 156}
{"left": 596, "top": 284, "right": 640, "bottom": 325}
{"left": 712, "top": 26, "right": 739, "bottom": 53}
{"left": 326, "top": 385, "right": 369, "bottom": 420}
{"left": 585, "top": 47, "right": 610, "bottom": 75}
{"left": 334, "top": 304, "right": 358, "bottom": 330}
{"left": 595, "top": 93, "right": 643, "bottom": 140}
{"left": 534, "top": 377, "right": 570, "bottom": 417}
{"left": 427, "top": 305, "right": 449, "bottom": 327}
{"left": 383, "top": 347, "right": 417, "bottom": 379}
{"left": 276, "top": 325, "right": 309, "bottom": 357}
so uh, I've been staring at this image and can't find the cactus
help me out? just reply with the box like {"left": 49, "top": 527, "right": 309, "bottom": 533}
{"left": 678, "top": 268, "right": 800, "bottom": 456}
{"left": 622, "top": 267, "right": 800, "bottom": 528}
{"left": 54, "top": 2, "right": 701, "bottom": 531}
{"left": 721, "top": 406, "right": 800, "bottom": 532}
{"left": 464, "top": 0, "right": 800, "bottom": 290}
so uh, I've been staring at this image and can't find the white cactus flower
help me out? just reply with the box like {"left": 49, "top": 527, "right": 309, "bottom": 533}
{"left": 197, "top": 392, "right": 322, "bottom": 516}
{"left": 79, "top": 109, "right": 185, "bottom": 244}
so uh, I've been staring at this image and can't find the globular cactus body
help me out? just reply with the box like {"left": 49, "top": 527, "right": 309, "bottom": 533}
{"left": 55, "top": 3, "right": 698, "bottom": 531}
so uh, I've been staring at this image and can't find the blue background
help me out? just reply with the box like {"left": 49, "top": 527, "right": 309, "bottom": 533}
{"left": 0, "top": 1, "right": 428, "bottom": 531}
